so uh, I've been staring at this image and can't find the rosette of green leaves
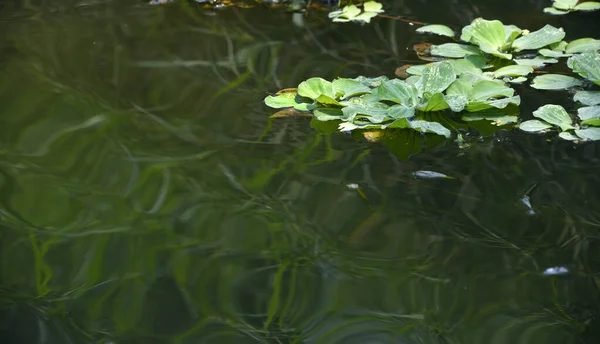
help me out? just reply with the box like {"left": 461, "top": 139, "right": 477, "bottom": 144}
{"left": 429, "top": 18, "right": 565, "bottom": 62}
{"left": 544, "top": 0, "right": 600, "bottom": 15}
{"left": 328, "top": 1, "right": 384, "bottom": 24}
{"left": 519, "top": 104, "right": 600, "bottom": 141}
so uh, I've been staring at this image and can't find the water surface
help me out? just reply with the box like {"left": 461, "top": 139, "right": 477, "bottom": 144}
{"left": 1, "top": 1, "right": 600, "bottom": 343}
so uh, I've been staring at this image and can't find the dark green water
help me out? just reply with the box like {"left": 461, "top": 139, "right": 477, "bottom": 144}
{"left": 1, "top": 1, "right": 600, "bottom": 343}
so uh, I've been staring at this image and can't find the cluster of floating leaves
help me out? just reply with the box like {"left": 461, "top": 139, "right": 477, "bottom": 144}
{"left": 265, "top": 13, "right": 600, "bottom": 142}
{"left": 328, "top": 1, "right": 384, "bottom": 24}
{"left": 543, "top": 0, "right": 600, "bottom": 15}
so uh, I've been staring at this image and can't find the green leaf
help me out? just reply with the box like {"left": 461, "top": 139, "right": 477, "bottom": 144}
{"left": 377, "top": 79, "right": 419, "bottom": 106}
{"left": 342, "top": 101, "right": 389, "bottom": 123}
{"left": 363, "top": 1, "right": 384, "bottom": 13}
{"left": 460, "top": 18, "right": 514, "bottom": 59}
{"left": 514, "top": 56, "right": 559, "bottom": 66}
{"left": 565, "top": 38, "right": 600, "bottom": 53}
{"left": 574, "top": 2, "right": 600, "bottom": 11}
{"left": 410, "top": 120, "right": 452, "bottom": 137}
{"left": 329, "top": 5, "right": 361, "bottom": 22}
{"left": 353, "top": 75, "right": 389, "bottom": 87}
{"left": 388, "top": 105, "right": 415, "bottom": 119}
{"left": 264, "top": 92, "right": 314, "bottom": 111}
{"left": 512, "top": 25, "right": 565, "bottom": 51}
{"left": 493, "top": 65, "right": 534, "bottom": 77}
{"left": 417, "top": 61, "right": 457, "bottom": 96}
{"left": 543, "top": 7, "right": 570, "bottom": 14}
{"left": 430, "top": 43, "right": 482, "bottom": 58}
{"left": 567, "top": 51, "right": 600, "bottom": 85}
{"left": 532, "top": 104, "right": 574, "bottom": 130}
{"left": 446, "top": 79, "right": 473, "bottom": 97}
{"left": 509, "top": 77, "right": 528, "bottom": 83}
{"left": 539, "top": 49, "right": 572, "bottom": 58}
{"left": 405, "top": 64, "right": 428, "bottom": 76}
{"left": 332, "top": 78, "right": 371, "bottom": 99}
{"left": 416, "top": 24, "right": 455, "bottom": 38}
{"left": 444, "top": 94, "right": 469, "bottom": 112}
{"left": 575, "top": 127, "right": 600, "bottom": 140}
{"left": 520, "top": 120, "right": 553, "bottom": 132}
{"left": 462, "top": 113, "right": 518, "bottom": 125}
{"left": 470, "top": 80, "right": 515, "bottom": 100}
{"left": 313, "top": 108, "right": 343, "bottom": 121}
{"left": 574, "top": 91, "right": 600, "bottom": 106}
{"left": 418, "top": 93, "right": 450, "bottom": 112}
{"left": 553, "top": 0, "right": 578, "bottom": 10}
{"left": 577, "top": 106, "right": 600, "bottom": 121}
{"left": 465, "top": 96, "right": 520, "bottom": 112}
{"left": 298, "top": 77, "right": 334, "bottom": 100}
{"left": 559, "top": 131, "right": 581, "bottom": 140}
{"left": 352, "top": 12, "right": 378, "bottom": 23}
{"left": 530, "top": 74, "right": 583, "bottom": 90}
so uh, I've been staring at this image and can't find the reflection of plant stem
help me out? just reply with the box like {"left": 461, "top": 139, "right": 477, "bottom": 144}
{"left": 376, "top": 14, "right": 426, "bottom": 26}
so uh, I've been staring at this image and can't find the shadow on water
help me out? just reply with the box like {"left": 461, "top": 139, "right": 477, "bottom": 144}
{"left": 1, "top": 0, "right": 600, "bottom": 343}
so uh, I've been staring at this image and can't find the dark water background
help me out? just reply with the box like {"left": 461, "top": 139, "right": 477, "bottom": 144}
{"left": 1, "top": 0, "right": 600, "bottom": 343}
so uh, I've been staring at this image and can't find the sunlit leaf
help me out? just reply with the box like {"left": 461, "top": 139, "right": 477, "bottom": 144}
{"left": 565, "top": 38, "right": 600, "bottom": 53}
{"left": 538, "top": 48, "right": 572, "bottom": 58}
{"left": 332, "top": 78, "right": 371, "bottom": 99}
{"left": 573, "top": 2, "right": 600, "bottom": 11}
{"left": 387, "top": 105, "right": 415, "bottom": 119}
{"left": 530, "top": 74, "right": 583, "bottom": 90}
{"left": 417, "top": 92, "right": 450, "bottom": 112}
{"left": 470, "top": 80, "right": 515, "bottom": 100}
{"left": 543, "top": 7, "right": 569, "bottom": 14}
{"left": 514, "top": 56, "right": 559, "bottom": 66}
{"left": 416, "top": 24, "right": 455, "bottom": 38}
{"left": 342, "top": 101, "right": 389, "bottom": 123}
{"left": 512, "top": 25, "right": 565, "bottom": 51}
{"left": 552, "top": 0, "right": 578, "bottom": 10}
{"left": 410, "top": 120, "right": 452, "bottom": 137}
{"left": 353, "top": 75, "right": 389, "bottom": 87}
{"left": 519, "top": 120, "right": 553, "bottom": 132}
{"left": 493, "top": 65, "right": 534, "bottom": 77}
{"left": 443, "top": 94, "right": 469, "bottom": 112}
{"left": 575, "top": 127, "right": 600, "bottom": 140}
{"left": 577, "top": 106, "right": 600, "bottom": 121}
{"left": 430, "top": 43, "right": 482, "bottom": 58}
{"left": 462, "top": 113, "right": 518, "bottom": 125}
{"left": 313, "top": 108, "right": 344, "bottom": 121}
{"left": 363, "top": 1, "right": 384, "bottom": 13}
{"left": 297, "top": 77, "right": 334, "bottom": 100}
{"left": 533, "top": 104, "right": 574, "bottom": 131}
{"left": 559, "top": 131, "right": 580, "bottom": 140}
{"left": 377, "top": 79, "right": 419, "bottom": 106}
{"left": 574, "top": 90, "right": 600, "bottom": 106}
{"left": 460, "top": 18, "right": 515, "bottom": 59}
{"left": 405, "top": 64, "right": 428, "bottom": 76}
{"left": 567, "top": 51, "right": 600, "bottom": 85}
{"left": 264, "top": 92, "right": 315, "bottom": 111}
{"left": 417, "top": 61, "right": 457, "bottom": 96}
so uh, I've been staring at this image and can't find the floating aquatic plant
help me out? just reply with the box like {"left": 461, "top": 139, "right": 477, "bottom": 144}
{"left": 328, "top": 1, "right": 384, "bottom": 24}
{"left": 543, "top": 0, "right": 600, "bottom": 15}
{"left": 265, "top": 59, "right": 519, "bottom": 137}
{"left": 519, "top": 104, "right": 600, "bottom": 141}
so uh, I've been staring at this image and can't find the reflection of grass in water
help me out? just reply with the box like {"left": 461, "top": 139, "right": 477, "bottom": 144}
{"left": 1, "top": 1, "right": 600, "bottom": 343}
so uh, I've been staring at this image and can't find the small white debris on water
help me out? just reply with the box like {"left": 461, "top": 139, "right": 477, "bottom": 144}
{"left": 346, "top": 183, "right": 359, "bottom": 190}
{"left": 542, "top": 266, "right": 569, "bottom": 276}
